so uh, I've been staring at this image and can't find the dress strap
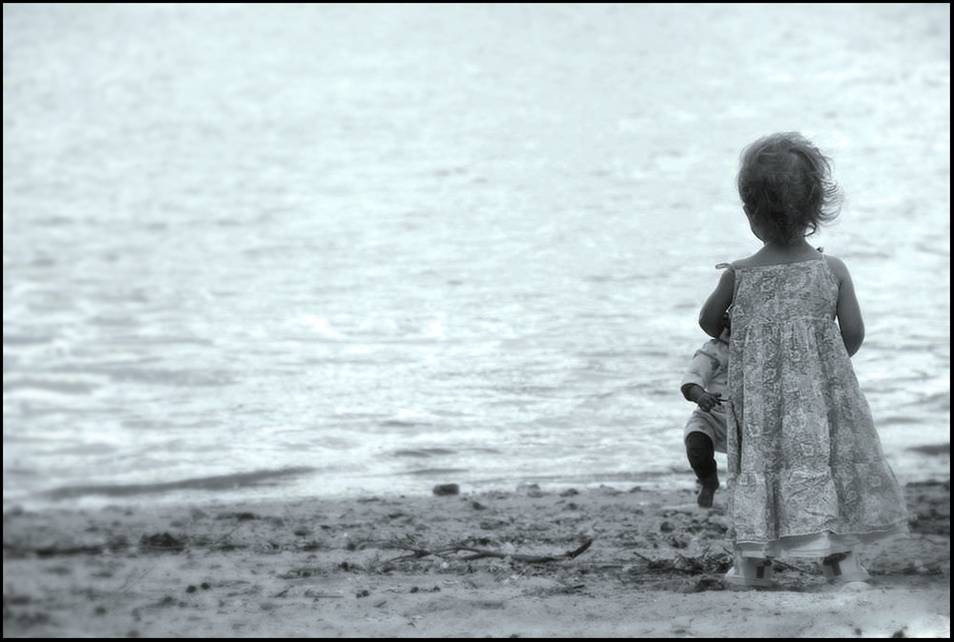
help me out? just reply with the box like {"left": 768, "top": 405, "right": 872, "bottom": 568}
{"left": 716, "top": 248, "right": 823, "bottom": 270}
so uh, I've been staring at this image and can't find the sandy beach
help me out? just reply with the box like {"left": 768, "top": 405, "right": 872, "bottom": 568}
{"left": 3, "top": 479, "right": 949, "bottom": 638}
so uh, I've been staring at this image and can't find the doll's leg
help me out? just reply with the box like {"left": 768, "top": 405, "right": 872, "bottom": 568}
{"left": 685, "top": 431, "right": 719, "bottom": 507}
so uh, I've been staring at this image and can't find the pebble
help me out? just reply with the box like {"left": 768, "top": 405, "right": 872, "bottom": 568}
{"left": 433, "top": 483, "right": 460, "bottom": 496}
{"left": 516, "top": 483, "right": 544, "bottom": 497}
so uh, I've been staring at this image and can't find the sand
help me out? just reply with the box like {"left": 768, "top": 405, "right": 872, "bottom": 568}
{"left": 3, "top": 480, "right": 949, "bottom": 638}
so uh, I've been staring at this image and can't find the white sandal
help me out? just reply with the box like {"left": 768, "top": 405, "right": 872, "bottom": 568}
{"left": 724, "top": 554, "right": 777, "bottom": 588}
{"left": 819, "top": 552, "right": 871, "bottom": 583}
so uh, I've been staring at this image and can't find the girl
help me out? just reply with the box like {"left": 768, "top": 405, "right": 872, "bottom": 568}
{"left": 699, "top": 132, "right": 908, "bottom": 588}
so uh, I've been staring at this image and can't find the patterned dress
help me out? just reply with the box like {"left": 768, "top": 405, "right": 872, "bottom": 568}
{"left": 726, "top": 255, "right": 908, "bottom": 558}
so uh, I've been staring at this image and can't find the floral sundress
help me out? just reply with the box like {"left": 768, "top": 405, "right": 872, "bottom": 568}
{"left": 726, "top": 255, "right": 908, "bottom": 558}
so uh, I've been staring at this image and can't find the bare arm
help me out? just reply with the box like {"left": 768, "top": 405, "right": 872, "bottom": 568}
{"left": 826, "top": 256, "right": 865, "bottom": 356}
{"left": 699, "top": 267, "right": 735, "bottom": 338}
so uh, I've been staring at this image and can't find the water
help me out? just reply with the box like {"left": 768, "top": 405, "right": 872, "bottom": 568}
{"left": 3, "top": 4, "right": 950, "bottom": 509}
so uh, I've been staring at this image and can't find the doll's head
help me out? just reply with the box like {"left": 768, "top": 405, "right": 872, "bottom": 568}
{"left": 737, "top": 132, "right": 841, "bottom": 245}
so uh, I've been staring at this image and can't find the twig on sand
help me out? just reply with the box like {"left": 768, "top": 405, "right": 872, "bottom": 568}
{"left": 380, "top": 537, "right": 593, "bottom": 567}
{"left": 633, "top": 547, "right": 732, "bottom": 575}
{"left": 117, "top": 564, "right": 157, "bottom": 593}
{"left": 719, "top": 546, "right": 813, "bottom": 574}
{"left": 208, "top": 523, "right": 247, "bottom": 549}
{"left": 632, "top": 551, "right": 655, "bottom": 563}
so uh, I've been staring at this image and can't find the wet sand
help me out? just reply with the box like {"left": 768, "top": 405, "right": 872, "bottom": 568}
{"left": 3, "top": 480, "right": 949, "bottom": 638}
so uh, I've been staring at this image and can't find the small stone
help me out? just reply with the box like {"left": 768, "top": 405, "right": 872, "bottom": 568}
{"left": 516, "top": 483, "right": 543, "bottom": 497}
{"left": 669, "top": 535, "right": 687, "bottom": 548}
{"left": 356, "top": 589, "right": 371, "bottom": 598}
{"left": 471, "top": 501, "right": 487, "bottom": 510}
{"left": 186, "top": 585, "right": 197, "bottom": 593}
{"left": 433, "top": 483, "right": 460, "bottom": 496}
{"left": 660, "top": 521, "right": 675, "bottom": 532}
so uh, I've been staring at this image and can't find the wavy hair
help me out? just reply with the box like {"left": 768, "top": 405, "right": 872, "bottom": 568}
{"left": 737, "top": 132, "right": 842, "bottom": 244}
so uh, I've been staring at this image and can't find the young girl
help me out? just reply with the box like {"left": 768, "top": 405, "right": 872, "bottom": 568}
{"left": 699, "top": 132, "right": 908, "bottom": 588}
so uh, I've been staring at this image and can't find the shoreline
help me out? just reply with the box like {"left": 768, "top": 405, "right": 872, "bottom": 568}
{"left": 3, "top": 479, "right": 949, "bottom": 638}
{"left": 5, "top": 445, "right": 949, "bottom": 515}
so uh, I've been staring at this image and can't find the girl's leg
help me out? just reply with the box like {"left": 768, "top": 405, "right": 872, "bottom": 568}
{"left": 685, "top": 431, "right": 719, "bottom": 506}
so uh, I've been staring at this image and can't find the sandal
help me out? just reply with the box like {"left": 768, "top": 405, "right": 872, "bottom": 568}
{"left": 724, "top": 554, "right": 776, "bottom": 588}
{"left": 819, "top": 552, "right": 871, "bottom": 583}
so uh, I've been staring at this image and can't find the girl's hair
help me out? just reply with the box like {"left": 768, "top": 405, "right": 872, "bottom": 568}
{"left": 737, "top": 132, "right": 841, "bottom": 244}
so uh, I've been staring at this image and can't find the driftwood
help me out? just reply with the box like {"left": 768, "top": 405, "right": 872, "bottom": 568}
{"left": 633, "top": 546, "right": 733, "bottom": 575}
{"left": 2, "top": 543, "right": 117, "bottom": 558}
{"left": 382, "top": 537, "right": 593, "bottom": 567}
{"left": 718, "top": 546, "right": 817, "bottom": 574}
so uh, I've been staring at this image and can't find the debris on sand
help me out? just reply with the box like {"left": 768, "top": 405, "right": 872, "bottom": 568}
{"left": 139, "top": 532, "right": 186, "bottom": 552}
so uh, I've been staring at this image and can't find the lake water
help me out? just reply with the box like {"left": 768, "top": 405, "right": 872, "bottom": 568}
{"left": 3, "top": 4, "right": 950, "bottom": 509}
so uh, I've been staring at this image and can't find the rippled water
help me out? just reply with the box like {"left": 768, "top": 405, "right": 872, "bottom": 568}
{"left": 3, "top": 4, "right": 950, "bottom": 508}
